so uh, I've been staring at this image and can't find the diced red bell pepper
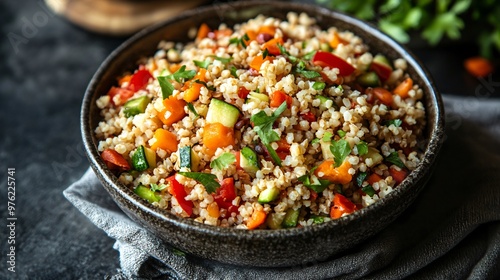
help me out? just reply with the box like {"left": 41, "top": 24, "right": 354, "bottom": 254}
{"left": 330, "top": 193, "right": 357, "bottom": 219}
{"left": 107, "top": 86, "right": 135, "bottom": 105}
{"left": 367, "top": 173, "right": 383, "bottom": 186}
{"left": 127, "top": 69, "right": 153, "bottom": 92}
{"left": 389, "top": 166, "right": 408, "bottom": 185}
{"left": 312, "top": 51, "right": 355, "bottom": 76}
{"left": 213, "top": 178, "right": 237, "bottom": 209}
{"left": 167, "top": 176, "right": 193, "bottom": 216}
{"left": 300, "top": 111, "right": 316, "bottom": 122}
{"left": 370, "top": 61, "right": 392, "bottom": 81}
{"left": 101, "top": 149, "right": 131, "bottom": 171}
{"left": 270, "top": 90, "right": 292, "bottom": 108}
{"left": 237, "top": 86, "right": 250, "bottom": 99}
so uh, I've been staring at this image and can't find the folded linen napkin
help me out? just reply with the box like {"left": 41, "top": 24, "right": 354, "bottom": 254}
{"left": 64, "top": 95, "right": 500, "bottom": 280}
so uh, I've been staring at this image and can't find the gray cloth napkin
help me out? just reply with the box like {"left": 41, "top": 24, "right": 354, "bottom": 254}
{"left": 64, "top": 95, "right": 500, "bottom": 280}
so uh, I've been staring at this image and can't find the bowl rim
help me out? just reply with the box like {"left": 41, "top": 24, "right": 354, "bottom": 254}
{"left": 81, "top": 1, "right": 445, "bottom": 239}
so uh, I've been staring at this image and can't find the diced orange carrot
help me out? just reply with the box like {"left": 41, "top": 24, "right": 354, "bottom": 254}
{"left": 249, "top": 54, "right": 274, "bottom": 71}
{"left": 196, "top": 23, "right": 211, "bottom": 41}
{"left": 194, "top": 68, "right": 207, "bottom": 82}
{"left": 258, "top": 25, "right": 277, "bottom": 37}
{"left": 261, "top": 37, "right": 284, "bottom": 56}
{"left": 270, "top": 90, "right": 292, "bottom": 108}
{"left": 157, "top": 96, "right": 187, "bottom": 126}
{"left": 393, "top": 78, "right": 413, "bottom": 99}
{"left": 464, "top": 57, "right": 494, "bottom": 78}
{"left": 389, "top": 166, "right": 408, "bottom": 185}
{"left": 183, "top": 83, "right": 202, "bottom": 102}
{"left": 169, "top": 63, "right": 182, "bottom": 74}
{"left": 247, "top": 209, "right": 267, "bottom": 229}
{"left": 150, "top": 128, "right": 178, "bottom": 153}
{"left": 207, "top": 202, "right": 220, "bottom": 218}
{"left": 367, "top": 173, "right": 383, "bottom": 185}
{"left": 118, "top": 74, "right": 132, "bottom": 87}
{"left": 329, "top": 31, "right": 347, "bottom": 49}
{"left": 314, "top": 160, "right": 352, "bottom": 185}
{"left": 245, "top": 30, "right": 257, "bottom": 42}
{"left": 101, "top": 149, "right": 130, "bottom": 171}
{"left": 372, "top": 87, "right": 394, "bottom": 106}
{"left": 203, "top": 122, "right": 235, "bottom": 153}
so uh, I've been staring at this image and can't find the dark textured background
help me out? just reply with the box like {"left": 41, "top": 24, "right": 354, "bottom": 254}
{"left": 0, "top": 1, "right": 498, "bottom": 279}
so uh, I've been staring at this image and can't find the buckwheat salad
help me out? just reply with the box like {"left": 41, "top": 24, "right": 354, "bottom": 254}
{"left": 95, "top": 12, "right": 426, "bottom": 230}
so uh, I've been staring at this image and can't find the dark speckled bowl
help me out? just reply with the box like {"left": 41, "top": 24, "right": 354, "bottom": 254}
{"left": 81, "top": 1, "right": 444, "bottom": 267}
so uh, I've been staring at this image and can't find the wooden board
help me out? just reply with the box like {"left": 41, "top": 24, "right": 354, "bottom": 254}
{"left": 45, "top": 0, "right": 208, "bottom": 36}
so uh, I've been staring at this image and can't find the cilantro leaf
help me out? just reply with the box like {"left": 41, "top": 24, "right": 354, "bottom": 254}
{"left": 298, "top": 167, "right": 331, "bottom": 193}
{"left": 385, "top": 151, "right": 405, "bottom": 168}
{"left": 209, "top": 55, "right": 233, "bottom": 64}
{"left": 384, "top": 119, "right": 402, "bottom": 127}
{"left": 210, "top": 152, "right": 236, "bottom": 171}
{"left": 265, "top": 143, "right": 282, "bottom": 166}
{"left": 296, "top": 68, "right": 321, "bottom": 79}
{"left": 322, "top": 131, "right": 333, "bottom": 142}
{"left": 311, "top": 138, "right": 320, "bottom": 145}
{"left": 310, "top": 215, "right": 325, "bottom": 224}
{"left": 150, "top": 183, "right": 167, "bottom": 192}
{"left": 158, "top": 76, "right": 175, "bottom": 99}
{"left": 193, "top": 60, "right": 210, "bottom": 69}
{"left": 178, "top": 172, "right": 220, "bottom": 193}
{"left": 356, "top": 141, "right": 368, "bottom": 156}
{"left": 330, "top": 139, "right": 351, "bottom": 167}
{"left": 302, "top": 50, "right": 317, "bottom": 60}
{"left": 362, "top": 185, "right": 376, "bottom": 197}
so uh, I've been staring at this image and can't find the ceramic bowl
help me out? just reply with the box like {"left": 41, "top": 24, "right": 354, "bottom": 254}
{"left": 81, "top": 1, "right": 444, "bottom": 267}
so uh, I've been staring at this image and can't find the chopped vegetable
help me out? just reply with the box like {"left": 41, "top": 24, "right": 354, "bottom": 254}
{"left": 312, "top": 81, "right": 326, "bottom": 90}
{"left": 312, "top": 51, "right": 355, "bottom": 76}
{"left": 372, "top": 87, "right": 394, "bottom": 106}
{"left": 330, "top": 193, "right": 356, "bottom": 219}
{"left": 364, "top": 147, "right": 383, "bottom": 166}
{"left": 384, "top": 119, "right": 403, "bottom": 127}
{"left": 298, "top": 169, "right": 331, "bottom": 193}
{"left": 237, "top": 86, "right": 250, "bottom": 99}
{"left": 150, "top": 183, "right": 167, "bottom": 192}
{"left": 193, "top": 59, "right": 210, "bottom": 69}
{"left": 205, "top": 98, "right": 240, "bottom": 127}
{"left": 282, "top": 208, "right": 300, "bottom": 228}
{"left": 249, "top": 54, "right": 274, "bottom": 71}
{"left": 356, "top": 141, "right": 368, "bottom": 156}
{"left": 213, "top": 177, "right": 236, "bottom": 209}
{"left": 123, "top": 96, "right": 150, "bottom": 117}
{"left": 385, "top": 151, "right": 405, "bottom": 168}
{"left": 239, "top": 147, "right": 259, "bottom": 176}
{"left": 196, "top": 23, "right": 211, "bottom": 41}
{"left": 144, "top": 147, "right": 157, "bottom": 168}
{"left": 310, "top": 215, "right": 325, "bottom": 224}
{"left": 186, "top": 103, "right": 199, "bottom": 118}
{"left": 314, "top": 160, "right": 352, "bottom": 185}
{"left": 362, "top": 185, "right": 376, "bottom": 197}
{"left": 128, "top": 69, "right": 153, "bottom": 92}
{"left": 167, "top": 176, "right": 193, "bottom": 216}
{"left": 270, "top": 90, "right": 293, "bottom": 108}
{"left": 202, "top": 122, "right": 235, "bottom": 154}
{"left": 209, "top": 55, "right": 233, "bottom": 64}
{"left": 179, "top": 146, "right": 192, "bottom": 169}
{"left": 101, "top": 149, "right": 130, "bottom": 171}
{"left": 132, "top": 145, "right": 149, "bottom": 171}
{"left": 367, "top": 173, "right": 383, "bottom": 185}
{"left": 389, "top": 166, "right": 408, "bottom": 185}
{"left": 393, "top": 78, "right": 413, "bottom": 98}
{"left": 356, "top": 72, "right": 381, "bottom": 87}
{"left": 157, "top": 96, "right": 186, "bottom": 126}
{"left": 329, "top": 31, "right": 347, "bottom": 49}
{"left": 107, "top": 87, "right": 134, "bottom": 105}
{"left": 336, "top": 130, "right": 346, "bottom": 138}
{"left": 261, "top": 37, "right": 284, "bottom": 56}
{"left": 150, "top": 128, "right": 178, "bottom": 153}
{"left": 210, "top": 152, "right": 236, "bottom": 171}
{"left": 178, "top": 172, "right": 220, "bottom": 194}
{"left": 356, "top": 172, "right": 368, "bottom": 187}
{"left": 247, "top": 209, "right": 267, "bottom": 230}
{"left": 258, "top": 187, "right": 280, "bottom": 204}
{"left": 370, "top": 54, "right": 393, "bottom": 81}
{"left": 207, "top": 202, "right": 220, "bottom": 218}
{"left": 464, "top": 57, "right": 493, "bottom": 78}
{"left": 134, "top": 185, "right": 160, "bottom": 203}
{"left": 266, "top": 213, "right": 284, "bottom": 229}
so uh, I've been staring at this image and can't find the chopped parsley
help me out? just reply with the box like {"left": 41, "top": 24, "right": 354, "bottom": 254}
{"left": 187, "top": 103, "right": 199, "bottom": 118}
{"left": 178, "top": 172, "right": 220, "bottom": 194}
{"left": 356, "top": 141, "right": 368, "bottom": 156}
{"left": 262, "top": 48, "right": 269, "bottom": 59}
{"left": 337, "top": 130, "right": 346, "bottom": 138}
{"left": 230, "top": 65, "right": 238, "bottom": 78}
{"left": 150, "top": 183, "right": 167, "bottom": 192}
{"left": 385, "top": 152, "right": 405, "bottom": 168}
{"left": 356, "top": 172, "right": 368, "bottom": 187}
{"left": 193, "top": 59, "right": 210, "bottom": 69}
{"left": 298, "top": 168, "right": 331, "bottom": 193}
{"left": 250, "top": 102, "right": 287, "bottom": 166}
{"left": 303, "top": 50, "right": 317, "bottom": 60}
{"left": 209, "top": 55, "right": 233, "bottom": 64}
{"left": 312, "top": 81, "right": 326, "bottom": 90}
{"left": 384, "top": 119, "right": 403, "bottom": 127}
{"left": 229, "top": 33, "right": 250, "bottom": 48}
{"left": 210, "top": 152, "right": 236, "bottom": 171}
{"left": 310, "top": 215, "right": 325, "bottom": 224}
{"left": 362, "top": 185, "right": 376, "bottom": 197}
{"left": 322, "top": 131, "right": 333, "bottom": 142}
{"left": 157, "top": 65, "right": 196, "bottom": 99}
{"left": 330, "top": 139, "right": 351, "bottom": 167}
{"left": 194, "top": 80, "right": 215, "bottom": 91}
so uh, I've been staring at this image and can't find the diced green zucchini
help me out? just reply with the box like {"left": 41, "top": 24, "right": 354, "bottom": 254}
{"left": 134, "top": 185, "right": 160, "bottom": 203}
{"left": 310, "top": 215, "right": 325, "bottom": 224}
{"left": 321, "top": 139, "right": 334, "bottom": 160}
{"left": 247, "top": 92, "right": 270, "bottom": 103}
{"left": 320, "top": 42, "right": 332, "bottom": 52}
{"left": 190, "top": 148, "right": 200, "bottom": 172}
{"left": 315, "top": 95, "right": 337, "bottom": 110}
{"left": 266, "top": 212, "right": 285, "bottom": 229}
{"left": 373, "top": 54, "right": 392, "bottom": 68}
{"left": 132, "top": 145, "right": 149, "bottom": 171}
{"left": 240, "top": 147, "right": 259, "bottom": 176}
{"left": 123, "top": 96, "right": 150, "bottom": 117}
{"left": 282, "top": 208, "right": 300, "bottom": 228}
{"left": 144, "top": 147, "right": 156, "bottom": 168}
{"left": 356, "top": 72, "right": 380, "bottom": 87}
{"left": 258, "top": 187, "right": 279, "bottom": 204}
{"left": 205, "top": 98, "right": 240, "bottom": 127}
{"left": 365, "top": 147, "right": 383, "bottom": 166}
{"left": 179, "top": 146, "right": 192, "bottom": 169}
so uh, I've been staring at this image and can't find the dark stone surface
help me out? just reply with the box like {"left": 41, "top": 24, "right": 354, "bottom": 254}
{"left": 0, "top": 1, "right": 497, "bottom": 279}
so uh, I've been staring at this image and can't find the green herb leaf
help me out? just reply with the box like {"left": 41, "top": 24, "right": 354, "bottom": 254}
{"left": 178, "top": 172, "right": 220, "bottom": 193}
{"left": 209, "top": 55, "right": 233, "bottom": 64}
{"left": 229, "top": 37, "right": 240, "bottom": 45}
{"left": 230, "top": 66, "right": 238, "bottom": 78}
{"left": 193, "top": 60, "right": 210, "bottom": 69}
{"left": 356, "top": 141, "right": 368, "bottom": 156}
{"left": 158, "top": 76, "right": 175, "bottom": 99}
{"left": 194, "top": 80, "right": 216, "bottom": 91}
{"left": 302, "top": 50, "right": 316, "bottom": 60}
{"left": 385, "top": 151, "right": 405, "bottom": 168}
{"left": 322, "top": 131, "right": 333, "bottom": 142}
{"left": 296, "top": 68, "right": 321, "bottom": 79}
{"left": 187, "top": 103, "right": 199, "bottom": 118}
{"left": 150, "top": 183, "right": 167, "bottom": 192}
{"left": 210, "top": 152, "right": 236, "bottom": 171}
{"left": 362, "top": 185, "right": 376, "bottom": 197}
{"left": 263, "top": 48, "right": 269, "bottom": 59}
{"left": 311, "top": 138, "right": 320, "bottom": 144}
{"left": 310, "top": 215, "right": 325, "bottom": 224}
{"left": 384, "top": 119, "right": 403, "bottom": 127}
{"left": 265, "top": 143, "right": 282, "bottom": 167}
{"left": 356, "top": 172, "right": 368, "bottom": 187}
{"left": 312, "top": 81, "right": 326, "bottom": 90}
{"left": 337, "top": 130, "right": 346, "bottom": 138}
{"left": 169, "top": 65, "right": 196, "bottom": 83}
{"left": 330, "top": 139, "right": 351, "bottom": 167}
{"left": 298, "top": 171, "right": 330, "bottom": 193}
